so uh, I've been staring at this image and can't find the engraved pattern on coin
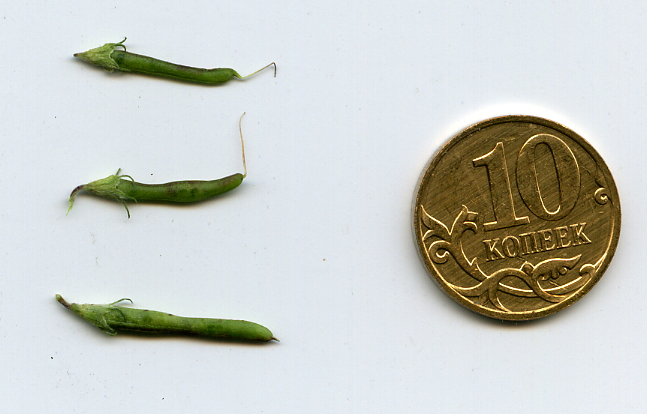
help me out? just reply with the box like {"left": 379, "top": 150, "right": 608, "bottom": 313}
{"left": 413, "top": 116, "right": 620, "bottom": 320}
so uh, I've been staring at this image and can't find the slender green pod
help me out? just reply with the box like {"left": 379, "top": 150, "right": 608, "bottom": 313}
{"left": 74, "top": 38, "right": 276, "bottom": 84}
{"left": 56, "top": 295, "right": 277, "bottom": 342}
{"left": 68, "top": 114, "right": 248, "bottom": 218}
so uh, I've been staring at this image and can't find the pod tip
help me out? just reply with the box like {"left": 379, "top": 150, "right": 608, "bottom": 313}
{"left": 55, "top": 294, "right": 71, "bottom": 309}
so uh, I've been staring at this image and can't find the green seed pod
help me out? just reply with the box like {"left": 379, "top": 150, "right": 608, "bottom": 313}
{"left": 56, "top": 295, "right": 277, "bottom": 342}
{"left": 74, "top": 38, "right": 276, "bottom": 84}
{"left": 67, "top": 114, "right": 248, "bottom": 218}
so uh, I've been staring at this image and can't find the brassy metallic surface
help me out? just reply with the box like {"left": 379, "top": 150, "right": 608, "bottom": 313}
{"left": 413, "top": 116, "right": 620, "bottom": 320}
{"left": 56, "top": 295, "right": 277, "bottom": 342}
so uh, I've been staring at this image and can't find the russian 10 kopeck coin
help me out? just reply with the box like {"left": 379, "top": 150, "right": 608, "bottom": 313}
{"left": 413, "top": 116, "right": 620, "bottom": 320}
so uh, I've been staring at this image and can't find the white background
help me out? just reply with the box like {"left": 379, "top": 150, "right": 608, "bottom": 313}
{"left": 1, "top": 1, "right": 645, "bottom": 412}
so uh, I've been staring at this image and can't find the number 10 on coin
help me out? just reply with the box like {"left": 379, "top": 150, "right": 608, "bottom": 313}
{"left": 413, "top": 116, "right": 620, "bottom": 320}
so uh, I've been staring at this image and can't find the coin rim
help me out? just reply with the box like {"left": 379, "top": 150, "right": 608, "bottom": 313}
{"left": 412, "top": 115, "right": 621, "bottom": 321}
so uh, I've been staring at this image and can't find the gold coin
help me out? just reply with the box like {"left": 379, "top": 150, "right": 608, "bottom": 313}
{"left": 413, "top": 115, "right": 620, "bottom": 320}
